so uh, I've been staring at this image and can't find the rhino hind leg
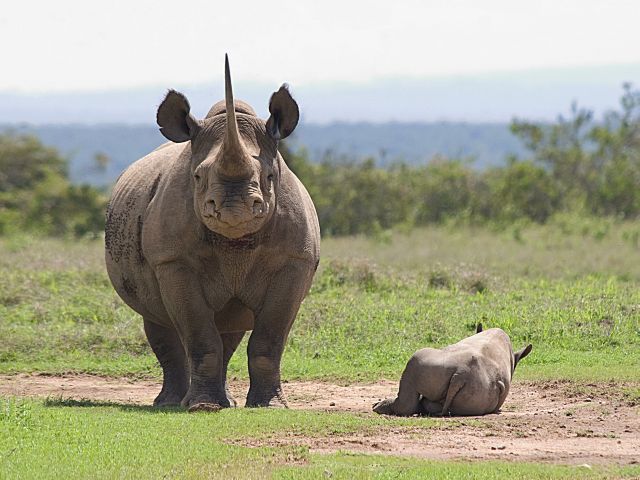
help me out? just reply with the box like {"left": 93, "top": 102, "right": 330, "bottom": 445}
{"left": 143, "top": 318, "right": 189, "bottom": 407}
{"left": 441, "top": 373, "right": 465, "bottom": 416}
{"left": 221, "top": 331, "right": 245, "bottom": 407}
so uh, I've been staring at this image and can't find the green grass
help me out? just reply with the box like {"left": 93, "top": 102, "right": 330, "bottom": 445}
{"left": 1, "top": 222, "right": 638, "bottom": 381}
{"left": 1, "top": 222, "right": 639, "bottom": 477}
{"left": 1, "top": 398, "right": 637, "bottom": 479}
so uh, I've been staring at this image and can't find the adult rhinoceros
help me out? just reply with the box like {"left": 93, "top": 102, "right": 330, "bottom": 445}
{"left": 105, "top": 56, "right": 320, "bottom": 411}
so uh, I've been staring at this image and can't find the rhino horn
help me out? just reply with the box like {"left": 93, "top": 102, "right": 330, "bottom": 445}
{"left": 219, "top": 54, "right": 252, "bottom": 177}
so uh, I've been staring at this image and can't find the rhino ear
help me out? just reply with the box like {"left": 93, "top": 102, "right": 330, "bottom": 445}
{"left": 266, "top": 84, "right": 299, "bottom": 140}
{"left": 157, "top": 90, "right": 200, "bottom": 143}
{"left": 514, "top": 344, "right": 532, "bottom": 368}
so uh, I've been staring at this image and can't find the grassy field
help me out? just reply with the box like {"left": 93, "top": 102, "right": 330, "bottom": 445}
{"left": 1, "top": 219, "right": 638, "bottom": 381}
{"left": 1, "top": 219, "right": 639, "bottom": 478}
{"left": 1, "top": 397, "right": 637, "bottom": 479}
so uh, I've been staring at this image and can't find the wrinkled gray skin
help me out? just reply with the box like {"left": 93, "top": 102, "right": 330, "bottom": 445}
{"left": 373, "top": 325, "right": 532, "bottom": 416}
{"left": 105, "top": 57, "right": 320, "bottom": 411}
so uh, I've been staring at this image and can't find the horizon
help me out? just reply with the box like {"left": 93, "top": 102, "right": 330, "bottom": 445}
{"left": 1, "top": 62, "right": 637, "bottom": 124}
{"left": 1, "top": 61, "right": 638, "bottom": 97}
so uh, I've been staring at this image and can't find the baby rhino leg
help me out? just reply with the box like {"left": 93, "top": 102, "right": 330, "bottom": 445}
{"left": 441, "top": 373, "right": 465, "bottom": 416}
{"left": 372, "top": 397, "right": 395, "bottom": 415}
{"left": 373, "top": 361, "right": 421, "bottom": 416}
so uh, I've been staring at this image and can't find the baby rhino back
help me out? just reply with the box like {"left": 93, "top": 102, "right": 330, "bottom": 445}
{"left": 437, "top": 328, "right": 514, "bottom": 415}
{"left": 373, "top": 326, "right": 531, "bottom": 417}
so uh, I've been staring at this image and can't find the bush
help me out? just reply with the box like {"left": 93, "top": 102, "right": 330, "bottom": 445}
{"left": 0, "top": 133, "right": 107, "bottom": 237}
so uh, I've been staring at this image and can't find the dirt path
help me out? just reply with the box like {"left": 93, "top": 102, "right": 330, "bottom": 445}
{"left": 1, "top": 374, "right": 638, "bottom": 466}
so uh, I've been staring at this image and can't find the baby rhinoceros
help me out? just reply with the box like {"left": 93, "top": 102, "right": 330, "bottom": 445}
{"left": 373, "top": 325, "right": 532, "bottom": 416}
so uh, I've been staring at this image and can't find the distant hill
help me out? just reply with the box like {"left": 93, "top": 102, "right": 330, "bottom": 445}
{"left": 289, "top": 122, "right": 524, "bottom": 167}
{"left": 0, "top": 122, "right": 527, "bottom": 186}
{"left": 1, "top": 64, "right": 637, "bottom": 124}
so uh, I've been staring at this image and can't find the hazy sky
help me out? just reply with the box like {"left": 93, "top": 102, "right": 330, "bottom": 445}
{"left": 2, "top": 0, "right": 639, "bottom": 92}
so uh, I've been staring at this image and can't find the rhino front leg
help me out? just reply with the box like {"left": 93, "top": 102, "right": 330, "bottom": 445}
{"left": 155, "top": 263, "right": 228, "bottom": 411}
{"left": 144, "top": 317, "right": 189, "bottom": 407}
{"left": 246, "top": 263, "right": 313, "bottom": 408}
{"left": 372, "top": 355, "right": 422, "bottom": 416}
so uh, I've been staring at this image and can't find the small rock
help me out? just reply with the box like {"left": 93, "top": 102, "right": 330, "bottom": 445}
{"left": 578, "top": 464, "right": 592, "bottom": 470}
{"left": 329, "top": 402, "right": 336, "bottom": 406}
{"left": 584, "top": 398, "right": 592, "bottom": 402}
{"left": 491, "top": 445, "right": 506, "bottom": 450}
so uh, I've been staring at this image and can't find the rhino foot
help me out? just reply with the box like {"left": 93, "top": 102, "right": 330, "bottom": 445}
{"left": 153, "top": 392, "right": 184, "bottom": 407}
{"left": 181, "top": 390, "right": 231, "bottom": 411}
{"left": 154, "top": 384, "right": 189, "bottom": 407}
{"left": 372, "top": 398, "right": 396, "bottom": 415}
{"left": 246, "top": 386, "right": 288, "bottom": 408}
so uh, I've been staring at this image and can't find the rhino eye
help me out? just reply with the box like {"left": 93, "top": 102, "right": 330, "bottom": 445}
{"left": 194, "top": 174, "right": 201, "bottom": 182}
{"left": 267, "top": 174, "right": 274, "bottom": 182}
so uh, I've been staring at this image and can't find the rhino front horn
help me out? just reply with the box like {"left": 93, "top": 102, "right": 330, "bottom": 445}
{"left": 219, "top": 54, "right": 251, "bottom": 177}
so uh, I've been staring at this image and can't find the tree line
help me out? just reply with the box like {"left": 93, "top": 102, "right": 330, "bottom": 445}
{"left": 1, "top": 85, "right": 638, "bottom": 238}
{"left": 286, "top": 84, "right": 640, "bottom": 235}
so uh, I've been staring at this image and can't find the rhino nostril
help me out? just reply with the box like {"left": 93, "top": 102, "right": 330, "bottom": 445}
{"left": 252, "top": 199, "right": 265, "bottom": 216}
{"left": 203, "top": 199, "right": 217, "bottom": 218}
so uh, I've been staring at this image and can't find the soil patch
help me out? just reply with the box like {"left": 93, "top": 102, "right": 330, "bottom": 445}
{"left": 1, "top": 374, "right": 638, "bottom": 466}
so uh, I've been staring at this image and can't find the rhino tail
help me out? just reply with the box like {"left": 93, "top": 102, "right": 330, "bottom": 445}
{"left": 476, "top": 323, "right": 483, "bottom": 333}
{"left": 441, "top": 373, "right": 465, "bottom": 416}
{"left": 497, "top": 380, "right": 505, "bottom": 395}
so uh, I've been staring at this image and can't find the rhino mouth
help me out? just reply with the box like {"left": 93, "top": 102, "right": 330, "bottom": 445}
{"left": 201, "top": 212, "right": 266, "bottom": 239}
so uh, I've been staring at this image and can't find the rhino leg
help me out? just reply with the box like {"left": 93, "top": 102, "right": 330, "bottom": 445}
{"left": 144, "top": 317, "right": 188, "bottom": 407}
{"left": 246, "top": 263, "right": 312, "bottom": 408}
{"left": 386, "top": 363, "right": 422, "bottom": 416}
{"left": 441, "top": 373, "right": 465, "bottom": 416}
{"left": 221, "top": 331, "right": 245, "bottom": 407}
{"left": 155, "top": 263, "right": 229, "bottom": 410}
{"left": 372, "top": 360, "right": 421, "bottom": 416}
{"left": 372, "top": 398, "right": 396, "bottom": 415}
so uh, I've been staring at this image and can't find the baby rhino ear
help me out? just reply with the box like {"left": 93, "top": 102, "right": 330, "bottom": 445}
{"left": 514, "top": 344, "right": 533, "bottom": 367}
{"left": 157, "top": 90, "right": 201, "bottom": 143}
